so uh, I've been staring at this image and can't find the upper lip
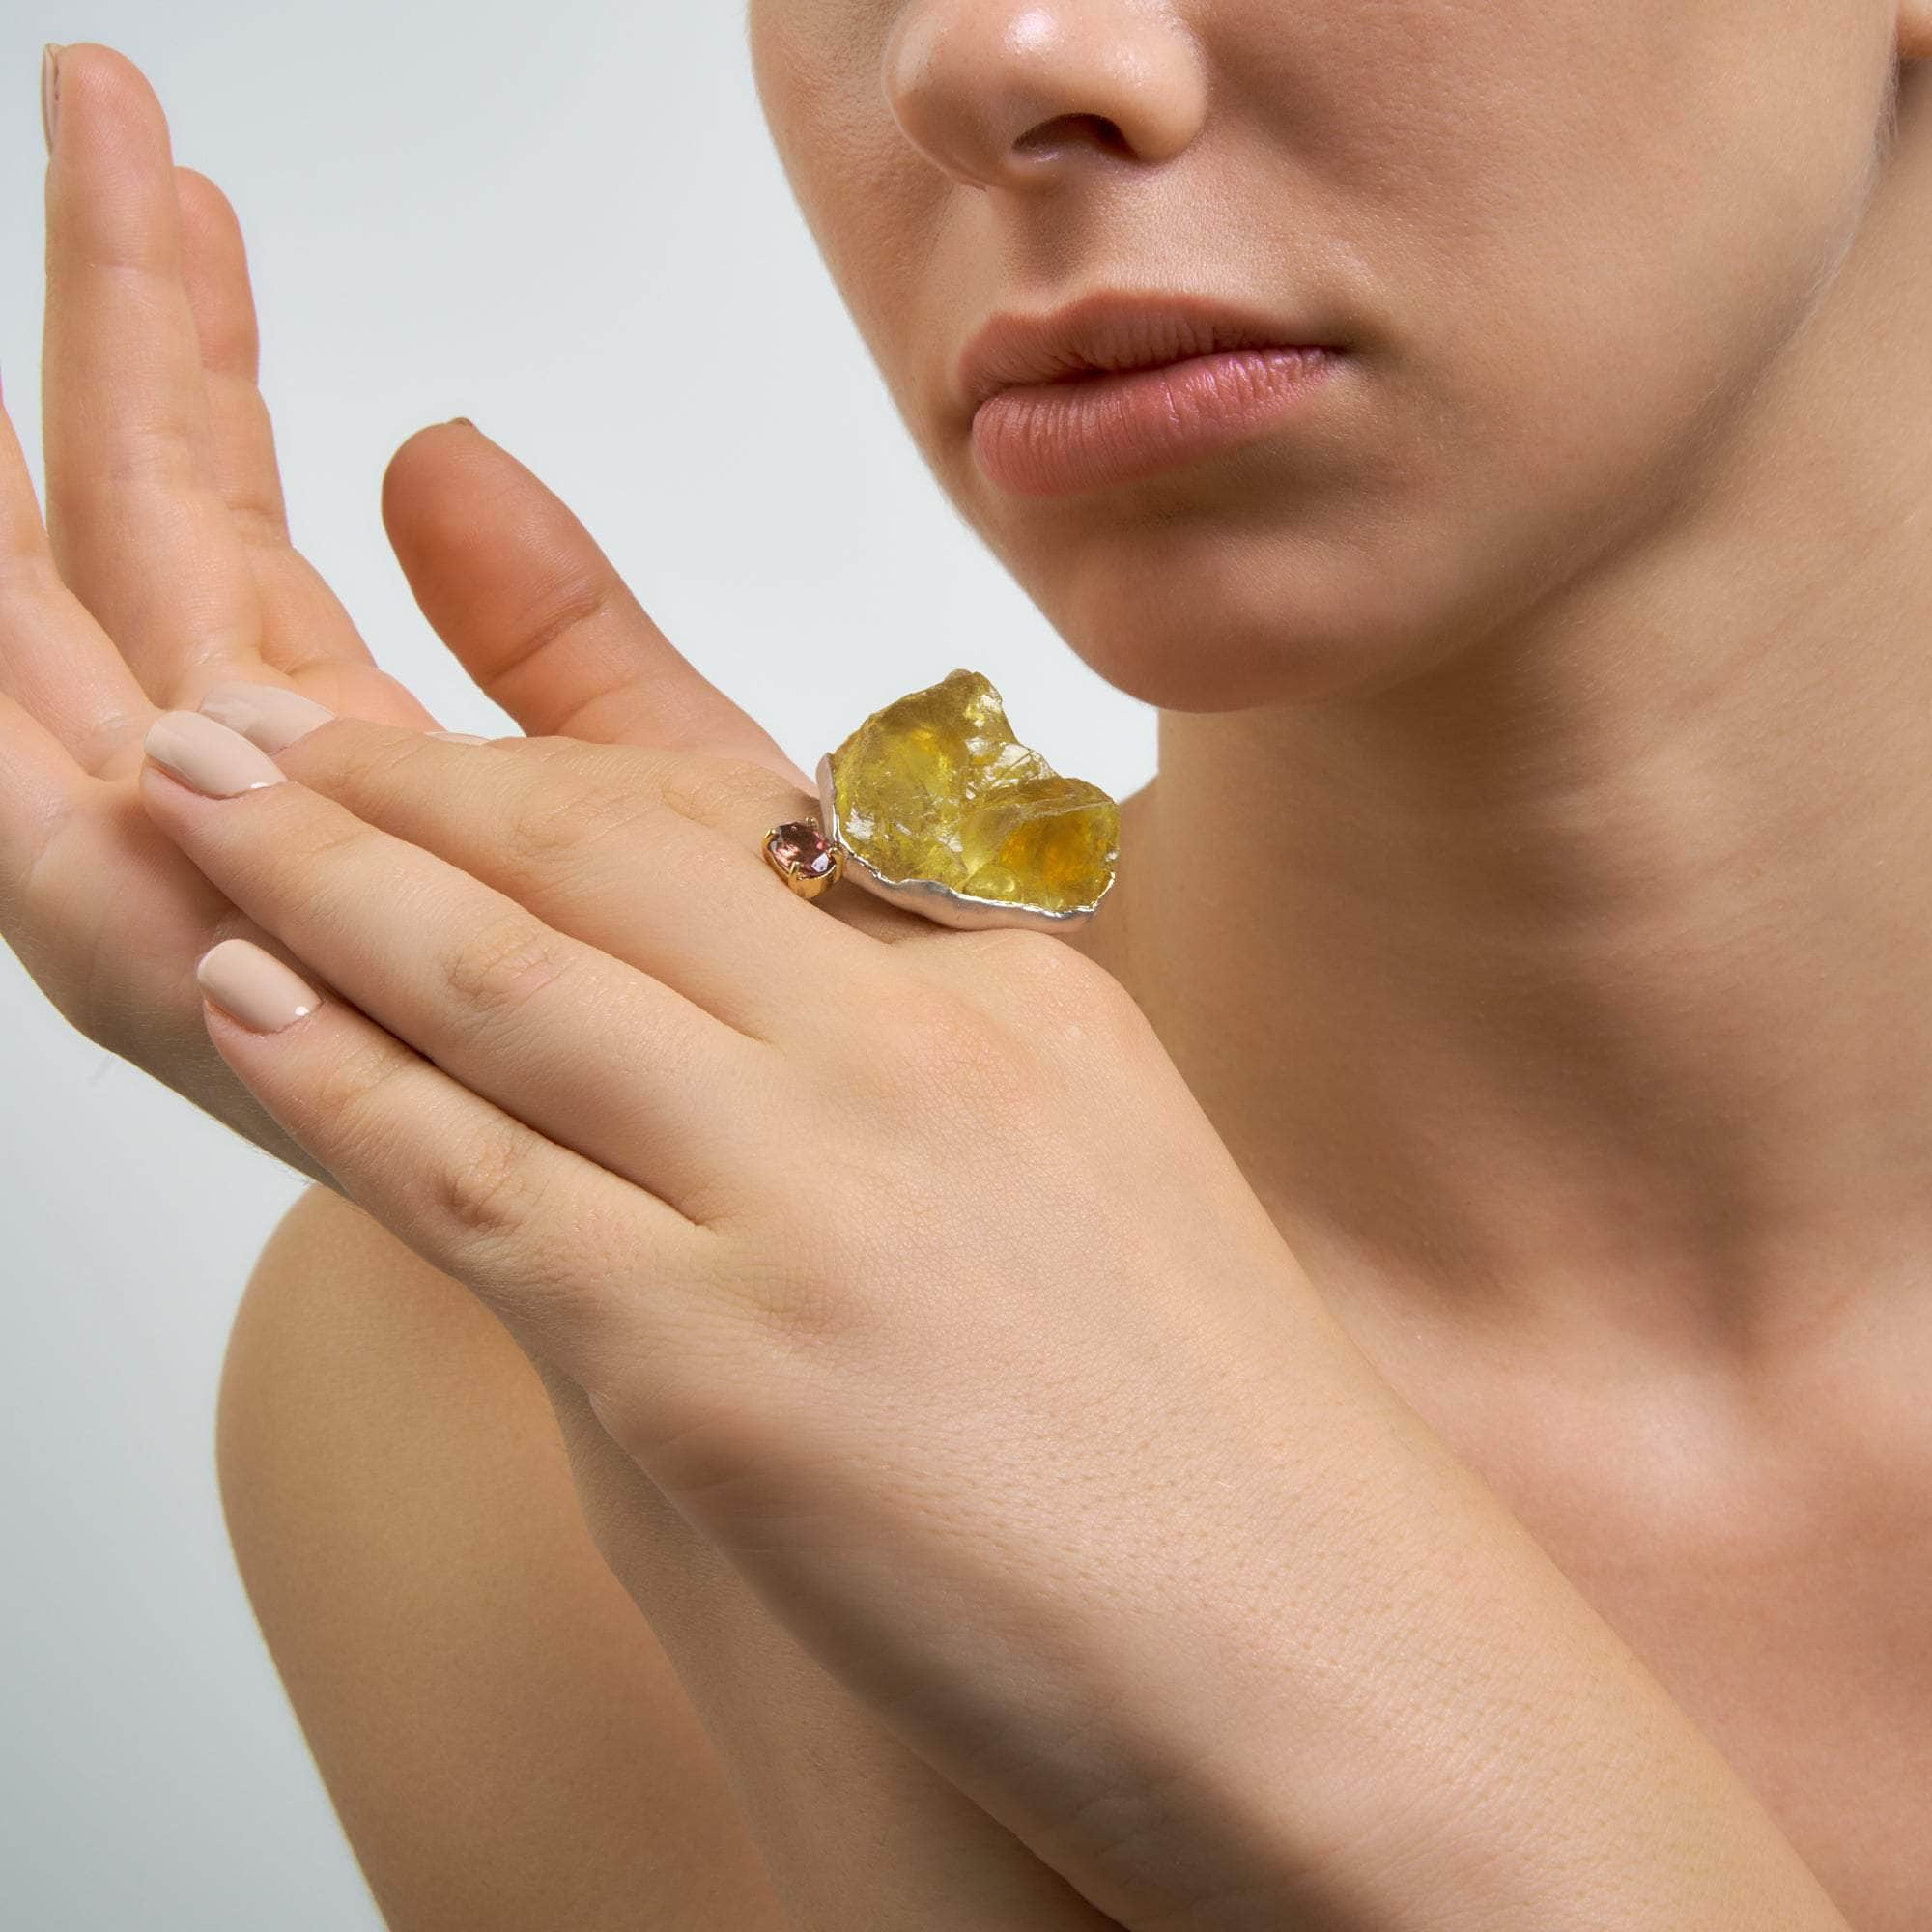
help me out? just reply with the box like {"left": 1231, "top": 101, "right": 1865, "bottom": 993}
{"left": 955, "top": 290, "right": 1342, "bottom": 413}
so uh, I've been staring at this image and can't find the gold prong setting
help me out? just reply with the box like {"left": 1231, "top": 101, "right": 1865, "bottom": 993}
{"left": 762, "top": 819, "right": 844, "bottom": 900}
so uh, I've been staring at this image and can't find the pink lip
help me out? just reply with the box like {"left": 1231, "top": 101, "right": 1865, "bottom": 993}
{"left": 971, "top": 345, "right": 1342, "bottom": 497}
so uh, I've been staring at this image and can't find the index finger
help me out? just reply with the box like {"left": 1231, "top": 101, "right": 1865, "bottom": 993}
{"left": 41, "top": 43, "right": 268, "bottom": 700}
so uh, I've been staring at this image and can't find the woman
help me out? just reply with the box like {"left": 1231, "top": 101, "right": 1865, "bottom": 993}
{"left": 4, "top": 8, "right": 1925, "bottom": 1925}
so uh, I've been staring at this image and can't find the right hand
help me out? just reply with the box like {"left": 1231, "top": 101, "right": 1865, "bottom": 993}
{"left": 5, "top": 43, "right": 1126, "bottom": 1930}
{"left": 1, "top": 43, "right": 806, "bottom": 1187}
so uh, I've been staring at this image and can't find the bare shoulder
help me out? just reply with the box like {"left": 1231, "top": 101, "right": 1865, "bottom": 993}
{"left": 219, "top": 1181, "right": 785, "bottom": 1932}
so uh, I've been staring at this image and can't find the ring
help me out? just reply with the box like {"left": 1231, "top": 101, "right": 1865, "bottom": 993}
{"left": 760, "top": 668, "right": 1120, "bottom": 933}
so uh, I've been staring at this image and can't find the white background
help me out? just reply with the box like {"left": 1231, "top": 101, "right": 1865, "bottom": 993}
{"left": 0, "top": 5, "right": 1157, "bottom": 1923}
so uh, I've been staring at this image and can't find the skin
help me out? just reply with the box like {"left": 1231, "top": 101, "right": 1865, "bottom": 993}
{"left": 751, "top": 0, "right": 1932, "bottom": 1388}
{"left": 8, "top": 43, "right": 1131, "bottom": 1930}
{"left": 6, "top": 2, "right": 1932, "bottom": 1923}
{"left": 126, "top": 674, "right": 1858, "bottom": 1928}
{"left": 0, "top": 46, "right": 812, "bottom": 1193}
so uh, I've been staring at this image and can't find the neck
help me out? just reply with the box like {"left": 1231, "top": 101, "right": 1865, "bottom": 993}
{"left": 1081, "top": 70, "right": 1932, "bottom": 1382}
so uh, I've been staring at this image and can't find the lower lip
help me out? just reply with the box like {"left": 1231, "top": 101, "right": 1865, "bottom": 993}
{"left": 971, "top": 345, "right": 1342, "bottom": 497}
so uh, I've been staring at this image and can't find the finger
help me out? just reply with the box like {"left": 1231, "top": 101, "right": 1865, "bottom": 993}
{"left": 137, "top": 712, "right": 769, "bottom": 1220}
{"left": 201, "top": 699, "right": 902, "bottom": 1040}
{"left": 42, "top": 45, "right": 267, "bottom": 698}
{"left": 172, "top": 167, "right": 286, "bottom": 546}
{"left": 175, "top": 165, "right": 401, "bottom": 698}
{"left": 191, "top": 934, "right": 708, "bottom": 1393}
{"left": 382, "top": 424, "right": 809, "bottom": 776}
{"left": 0, "top": 365, "right": 152, "bottom": 765}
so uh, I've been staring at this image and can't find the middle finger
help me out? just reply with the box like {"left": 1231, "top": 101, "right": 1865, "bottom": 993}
{"left": 177, "top": 163, "right": 405, "bottom": 699}
{"left": 193, "top": 689, "right": 910, "bottom": 1038}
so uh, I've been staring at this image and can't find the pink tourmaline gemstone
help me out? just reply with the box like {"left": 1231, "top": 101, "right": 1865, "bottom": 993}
{"left": 767, "top": 820, "right": 837, "bottom": 881}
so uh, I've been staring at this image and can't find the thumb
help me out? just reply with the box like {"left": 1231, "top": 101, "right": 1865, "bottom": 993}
{"left": 380, "top": 421, "right": 811, "bottom": 788}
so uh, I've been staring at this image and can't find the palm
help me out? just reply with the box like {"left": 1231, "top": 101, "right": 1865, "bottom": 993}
{"left": 3, "top": 44, "right": 810, "bottom": 1184}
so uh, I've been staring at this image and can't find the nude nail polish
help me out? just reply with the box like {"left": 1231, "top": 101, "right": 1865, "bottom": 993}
{"left": 41, "top": 45, "right": 62, "bottom": 156}
{"left": 144, "top": 711, "right": 289, "bottom": 797}
{"left": 196, "top": 938, "right": 323, "bottom": 1033}
{"left": 197, "top": 680, "right": 337, "bottom": 753}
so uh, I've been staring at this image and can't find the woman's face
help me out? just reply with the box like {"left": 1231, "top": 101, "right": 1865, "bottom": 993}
{"left": 747, "top": 0, "right": 1907, "bottom": 709}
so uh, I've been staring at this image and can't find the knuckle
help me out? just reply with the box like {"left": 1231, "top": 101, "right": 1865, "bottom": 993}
{"left": 958, "top": 926, "right": 1150, "bottom": 1041}
{"left": 428, "top": 1135, "right": 626, "bottom": 1369}
{"left": 286, "top": 811, "right": 382, "bottom": 895}
{"left": 314, "top": 1033, "right": 419, "bottom": 1144}
{"left": 836, "top": 938, "right": 1151, "bottom": 1131}
{"left": 653, "top": 753, "right": 789, "bottom": 830}
{"left": 440, "top": 909, "right": 576, "bottom": 1029}
{"left": 980, "top": 925, "right": 1103, "bottom": 993}
{"left": 904, "top": 983, "right": 1011, "bottom": 1080}
{"left": 275, "top": 724, "right": 443, "bottom": 809}
{"left": 98, "top": 409, "right": 201, "bottom": 492}
{"left": 341, "top": 727, "right": 448, "bottom": 791}
{"left": 1043, "top": 945, "right": 1150, "bottom": 1040}
{"left": 497, "top": 758, "right": 665, "bottom": 871}
{"left": 315, "top": 1036, "right": 564, "bottom": 1290}
{"left": 496, "top": 573, "right": 618, "bottom": 693}
{"left": 424, "top": 1112, "right": 547, "bottom": 1252}
{"left": 225, "top": 490, "right": 290, "bottom": 548}
{"left": 854, "top": 979, "right": 1034, "bottom": 1121}
{"left": 0, "top": 546, "right": 68, "bottom": 611}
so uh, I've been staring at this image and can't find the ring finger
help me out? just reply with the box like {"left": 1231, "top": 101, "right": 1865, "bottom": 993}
{"left": 135, "top": 711, "right": 774, "bottom": 1223}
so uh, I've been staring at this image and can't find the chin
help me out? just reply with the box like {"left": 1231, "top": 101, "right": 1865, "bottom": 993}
{"left": 1035, "top": 510, "right": 1459, "bottom": 713}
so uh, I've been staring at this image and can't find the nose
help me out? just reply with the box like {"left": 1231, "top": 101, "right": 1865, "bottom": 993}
{"left": 882, "top": 1, "right": 1208, "bottom": 190}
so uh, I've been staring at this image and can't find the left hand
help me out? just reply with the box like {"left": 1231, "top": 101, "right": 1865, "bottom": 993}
{"left": 134, "top": 696, "right": 1331, "bottom": 1926}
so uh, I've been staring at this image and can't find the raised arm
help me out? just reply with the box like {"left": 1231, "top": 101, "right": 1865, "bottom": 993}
{"left": 3, "top": 43, "right": 806, "bottom": 1185}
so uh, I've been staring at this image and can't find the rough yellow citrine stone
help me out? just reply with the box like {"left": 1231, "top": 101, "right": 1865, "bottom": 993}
{"left": 826, "top": 668, "right": 1118, "bottom": 917}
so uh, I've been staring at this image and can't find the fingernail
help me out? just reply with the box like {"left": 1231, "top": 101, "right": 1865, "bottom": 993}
{"left": 145, "top": 710, "right": 289, "bottom": 797}
{"left": 426, "top": 729, "right": 492, "bottom": 744}
{"left": 196, "top": 679, "right": 338, "bottom": 753}
{"left": 445, "top": 416, "right": 475, "bottom": 429}
{"left": 196, "top": 938, "right": 323, "bottom": 1034}
{"left": 41, "top": 45, "right": 62, "bottom": 156}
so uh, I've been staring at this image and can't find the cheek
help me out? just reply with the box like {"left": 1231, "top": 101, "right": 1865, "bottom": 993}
{"left": 1388, "top": 4, "right": 1889, "bottom": 434}
{"left": 1362, "top": 5, "right": 1896, "bottom": 647}
{"left": 984, "top": 5, "right": 1897, "bottom": 708}
{"left": 747, "top": 0, "right": 941, "bottom": 381}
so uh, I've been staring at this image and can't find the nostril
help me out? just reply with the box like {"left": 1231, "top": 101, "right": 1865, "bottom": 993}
{"left": 1013, "top": 112, "right": 1133, "bottom": 162}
